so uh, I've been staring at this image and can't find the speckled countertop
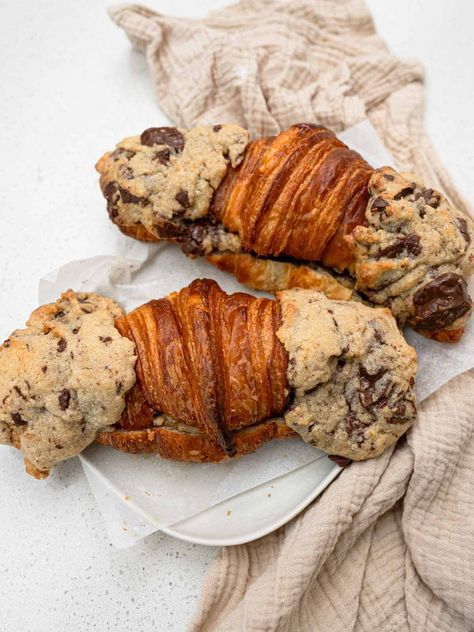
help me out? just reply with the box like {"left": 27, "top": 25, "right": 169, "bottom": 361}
{"left": 1, "top": 1, "right": 473, "bottom": 630}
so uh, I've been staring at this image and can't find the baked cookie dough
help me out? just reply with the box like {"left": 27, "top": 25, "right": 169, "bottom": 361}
{"left": 96, "top": 124, "right": 248, "bottom": 254}
{"left": 277, "top": 289, "right": 417, "bottom": 460}
{"left": 0, "top": 291, "right": 136, "bottom": 476}
{"left": 349, "top": 167, "right": 474, "bottom": 337}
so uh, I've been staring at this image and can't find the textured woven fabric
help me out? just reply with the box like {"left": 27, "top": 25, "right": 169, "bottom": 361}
{"left": 109, "top": 2, "right": 474, "bottom": 630}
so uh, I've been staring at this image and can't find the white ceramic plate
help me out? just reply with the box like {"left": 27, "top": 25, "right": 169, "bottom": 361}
{"left": 160, "top": 456, "right": 341, "bottom": 546}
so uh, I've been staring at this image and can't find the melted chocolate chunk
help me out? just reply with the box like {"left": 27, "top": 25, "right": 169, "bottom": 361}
{"left": 377, "top": 233, "right": 421, "bottom": 259}
{"left": 457, "top": 217, "right": 471, "bottom": 243}
{"left": 359, "top": 366, "right": 387, "bottom": 408}
{"left": 11, "top": 412, "right": 27, "bottom": 426}
{"left": 413, "top": 272, "right": 471, "bottom": 331}
{"left": 393, "top": 186, "right": 414, "bottom": 200}
{"left": 371, "top": 197, "right": 388, "bottom": 212}
{"left": 57, "top": 338, "right": 67, "bottom": 353}
{"left": 140, "top": 127, "right": 185, "bottom": 152}
{"left": 175, "top": 189, "right": 191, "bottom": 209}
{"left": 180, "top": 224, "right": 209, "bottom": 256}
{"left": 58, "top": 389, "right": 71, "bottom": 411}
{"left": 155, "top": 221, "right": 186, "bottom": 239}
{"left": 387, "top": 397, "right": 415, "bottom": 424}
{"left": 155, "top": 148, "right": 171, "bottom": 165}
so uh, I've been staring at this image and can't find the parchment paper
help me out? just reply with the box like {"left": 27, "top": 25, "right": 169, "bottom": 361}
{"left": 38, "top": 121, "right": 474, "bottom": 546}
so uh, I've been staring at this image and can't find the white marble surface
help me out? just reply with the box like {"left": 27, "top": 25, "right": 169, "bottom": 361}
{"left": 0, "top": 1, "right": 472, "bottom": 630}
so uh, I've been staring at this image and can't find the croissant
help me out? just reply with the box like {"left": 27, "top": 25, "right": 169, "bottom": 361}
{"left": 96, "top": 124, "right": 474, "bottom": 342}
{"left": 0, "top": 280, "right": 416, "bottom": 479}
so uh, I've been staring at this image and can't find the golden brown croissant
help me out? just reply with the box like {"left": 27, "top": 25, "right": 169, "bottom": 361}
{"left": 1, "top": 280, "right": 416, "bottom": 479}
{"left": 96, "top": 124, "right": 474, "bottom": 342}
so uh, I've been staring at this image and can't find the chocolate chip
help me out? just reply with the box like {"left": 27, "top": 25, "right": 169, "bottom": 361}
{"left": 393, "top": 187, "right": 414, "bottom": 200}
{"left": 99, "top": 336, "right": 112, "bottom": 345}
{"left": 140, "top": 127, "right": 185, "bottom": 152}
{"left": 116, "top": 381, "right": 123, "bottom": 394}
{"left": 457, "top": 217, "right": 471, "bottom": 243}
{"left": 155, "top": 148, "right": 171, "bottom": 165}
{"left": 119, "top": 187, "right": 146, "bottom": 205}
{"left": 55, "top": 444, "right": 63, "bottom": 450}
{"left": 383, "top": 173, "right": 395, "bottom": 181}
{"left": 3, "top": 339, "right": 10, "bottom": 348}
{"left": 336, "top": 358, "right": 346, "bottom": 371}
{"left": 13, "top": 385, "right": 27, "bottom": 401}
{"left": 58, "top": 389, "right": 71, "bottom": 410}
{"left": 413, "top": 272, "right": 471, "bottom": 331}
{"left": 111, "top": 149, "right": 135, "bottom": 161}
{"left": 57, "top": 338, "right": 67, "bottom": 352}
{"left": 328, "top": 455, "right": 352, "bottom": 467}
{"left": 55, "top": 311, "right": 65, "bottom": 319}
{"left": 371, "top": 197, "right": 388, "bottom": 211}
{"left": 11, "top": 412, "right": 27, "bottom": 426}
{"left": 41, "top": 365, "right": 47, "bottom": 373}
{"left": 72, "top": 328, "right": 80, "bottom": 335}
{"left": 213, "top": 125, "right": 222, "bottom": 132}
{"left": 175, "top": 189, "right": 190, "bottom": 209}
{"left": 377, "top": 233, "right": 422, "bottom": 259}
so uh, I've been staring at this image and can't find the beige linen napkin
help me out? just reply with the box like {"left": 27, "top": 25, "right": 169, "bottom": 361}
{"left": 109, "top": 1, "right": 474, "bottom": 630}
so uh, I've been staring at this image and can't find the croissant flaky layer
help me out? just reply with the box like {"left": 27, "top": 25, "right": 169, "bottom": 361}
{"left": 1, "top": 281, "right": 417, "bottom": 478}
{"left": 97, "top": 123, "right": 474, "bottom": 341}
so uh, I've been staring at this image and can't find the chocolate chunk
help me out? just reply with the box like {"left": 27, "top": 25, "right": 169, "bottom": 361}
{"left": 41, "top": 365, "right": 47, "bottom": 373}
{"left": 345, "top": 413, "right": 364, "bottom": 435}
{"left": 180, "top": 224, "right": 208, "bottom": 256}
{"left": 57, "top": 338, "right": 67, "bottom": 353}
{"left": 11, "top": 412, "right": 27, "bottom": 426}
{"left": 371, "top": 197, "right": 388, "bottom": 211}
{"left": 155, "top": 148, "right": 171, "bottom": 165}
{"left": 119, "top": 187, "right": 146, "bottom": 205}
{"left": 377, "top": 233, "right": 422, "bottom": 259}
{"left": 328, "top": 455, "right": 352, "bottom": 467}
{"left": 140, "top": 127, "right": 185, "bottom": 152}
{"left": 104, "top": 182, "right": 119, "bottom": 219}
{"left": 423, "top": 188, "right": 440, "bottom": 208}
{"left": 99, "top": 336, "right": 112, "bottom": 345}
{"left": 58, "top": 389, "right": 71, "bottom": 410}
{"left": 175, "top": 189, "right": 191, "bottom": 209}
{"left": 413, "top": 272, "right": 471, "bottom": 331}
{"left": 155, "top": 221, "right": 186, "bottom": 239}
{"left": 111, "top": 149, "right": 135, "bottom": 162}
{"left": 457, "top": 217, "right": 471, "bottom": 243}
{"left": 13, "top": 385, "right": 27, "bottom": 401}
{"left": 383, "top": 173, "right": 395, "bottom": 181}
{"left": 359, "top": 366, "right": 387, "bottom": 408}
{"left": 393, "top": 187, "right": 414, "bottom": 200}
{"left": 213, "top": 125, "right": 222, "bottom": 132}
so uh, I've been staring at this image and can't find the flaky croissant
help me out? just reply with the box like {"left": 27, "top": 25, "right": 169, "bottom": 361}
{"left": 96, "top": 124, "right": 474, "bottom": 342}
{"left": 0, "top": 280, "right": 416, "bottom": 479}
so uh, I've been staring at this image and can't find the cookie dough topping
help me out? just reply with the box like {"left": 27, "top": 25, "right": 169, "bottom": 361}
{"left": 97, "top": 124, "right": 249, "bottom": 254}
{"left": 349, "top": 167, "right": 474, "bottom": 338}
{"left": 277, "top": 289, "right": 417, "bottom": 460}
{"left": 0, "top": 291, "right": 136, "bottom": 476}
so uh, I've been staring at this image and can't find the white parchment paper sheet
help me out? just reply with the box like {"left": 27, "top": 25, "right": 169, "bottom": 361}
{"left": 38, "top": 121, "right": 474, "bottom": 546}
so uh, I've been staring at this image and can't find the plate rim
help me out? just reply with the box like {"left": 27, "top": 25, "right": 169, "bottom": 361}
{"left": 159, "top": 463, "right": 341, "bottom": 547}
